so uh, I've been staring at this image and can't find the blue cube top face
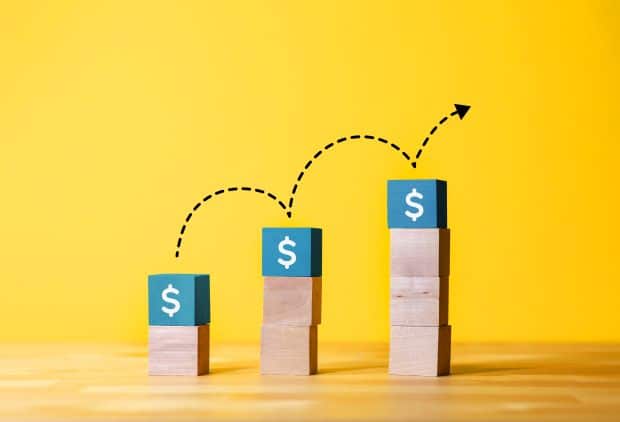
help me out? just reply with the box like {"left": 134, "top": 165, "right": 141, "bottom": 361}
{"left": 148, "top": 274, "right": 210, "bottom": 326}
{"left": 262, "top": 228, "right": 322, "bottom": 277}
{"left": 387, "top": 179, "right": 447, "bottom": 228}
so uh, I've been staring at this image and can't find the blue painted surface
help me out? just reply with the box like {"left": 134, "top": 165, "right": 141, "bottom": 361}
{"left": 148, "top": 274, "right": 210, "bottom": 325}
{"left": 262, "top": 228, "right": 322, "bottom": 276}
{"left": 387, "top": 179, "right": 447, "bottom": 228}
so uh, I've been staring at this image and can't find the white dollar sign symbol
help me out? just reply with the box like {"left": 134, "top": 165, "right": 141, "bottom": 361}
{"left": 404, "top": 188, "right": 424, "bottom": 222}
{"left": 161, "top": 283, "right": 181, "bottom": 318}
{"left": 277, "top": 235, "right": 297, "bottom": 270}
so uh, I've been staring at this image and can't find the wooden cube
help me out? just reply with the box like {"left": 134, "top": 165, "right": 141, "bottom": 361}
{"left": 148, "top": 274, "right": 210, "bottom": 326}
{"left": 389, "top": 325, "right": 451, "bottom": 376}
{"left": 260, "top": 324, "right": 317, "bottom": 375}
{"left": 263, "top": 277, "right": 321, "bottom": 326}
{"left": 262, "top": 228, "right": 322, "bottom": 277}
{"left": 387, "top": 179, "right": 447, "bottom": 229}
{"left": 391, "top": 277, "right": 448, "bottom": 326}
{"left": 148, "top": 325, "right": 209, "bottom": 376}
{"left": 390, "top": 229, "right": 450, "bottom": 276}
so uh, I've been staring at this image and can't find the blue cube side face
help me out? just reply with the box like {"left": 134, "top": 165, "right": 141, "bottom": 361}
{"left": 387, "top": 179, "right": 447, "bottom": 228}
{"left": 148, "top": 274, "right": 210, "bottom": 325}
{"left": 194, "top": 276, "right": 211, "bottom": 325}
{"left": 262, "top": 228, "right": 322, "bottom": 276}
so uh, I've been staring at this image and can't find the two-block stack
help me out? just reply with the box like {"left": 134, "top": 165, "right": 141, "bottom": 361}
{"left": 387, "top": 180, "right": 451, "bottom": 376}
{"left": 148, "top": 274, "right": 211, "bottom": 375}
{"left": 260, "top": 228, "right": 322, "bottom": 375}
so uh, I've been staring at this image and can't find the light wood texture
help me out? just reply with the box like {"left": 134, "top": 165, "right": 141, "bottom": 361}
{"left": 263, "top": 277, "right": 321, "bottom": 326}
{"left": 261, "top": 324, "right": 317, "bottom": 375}
{"left": 390, "top": 228, "right": 450, "bottom": 276}
{"left": 1, "top": 343, "right": 620, "bottom": 421}
{"left": 148, "top": 325, "right": 209, "bottom": 376}
{"left": 391, "top": 276, "right": 448, "bottom": 326}
{"left": 389, "top": 325, "right": 451, "bottom": 376}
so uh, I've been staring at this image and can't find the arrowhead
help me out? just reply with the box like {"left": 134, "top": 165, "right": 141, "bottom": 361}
{"left": 453, "top": 104, "right": 471, "bottom": 119}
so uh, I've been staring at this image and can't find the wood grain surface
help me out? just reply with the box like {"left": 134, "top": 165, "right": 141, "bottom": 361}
{"left": 389, "top": 325, "right": 451, "bottom": 376}
{"left": 390, "top": 228, "right": 450, "bottom": 277}
{"left": 391, "top": 276, "right": 449, "bottom": 326}
{"left": 148, "top": 325, "right": 209, "bottom": 376}
{"left": 260, "top": 325, "right": 317, "bottom": 375}
{"left": 1, "top": 343, "right": 619, "bottom": 421}
{"left": 263, "top": 277, "right": 321, "bottom": 326}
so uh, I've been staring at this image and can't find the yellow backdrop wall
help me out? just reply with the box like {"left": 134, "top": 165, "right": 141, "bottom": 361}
{"left": 1, "top": 1, "right": 618, "bottom": 343}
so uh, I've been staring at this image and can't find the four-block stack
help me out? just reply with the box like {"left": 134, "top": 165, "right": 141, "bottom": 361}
{"left": 148, "top": 274, "right": 211, "bottom": 375}
{"left": 387, "top": 180, "right": 451, "bottom": 376}
{"left": 261, "top": 227, "right": 322, "bottom": 375}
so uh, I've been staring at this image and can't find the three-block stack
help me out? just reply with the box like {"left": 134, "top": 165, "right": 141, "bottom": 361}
{"left": 260, "top": 228, "right": 322, "bottom": 375}
{"left": 387, "top": 180, "right": 451, "bottom": 376}
{"left": 148, "top": 274, "right": 211, "bottom": 375}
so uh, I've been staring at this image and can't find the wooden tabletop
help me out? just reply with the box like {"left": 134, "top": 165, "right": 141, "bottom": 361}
{"left": 1, "top": 343, "right": 618, "bottom": 421}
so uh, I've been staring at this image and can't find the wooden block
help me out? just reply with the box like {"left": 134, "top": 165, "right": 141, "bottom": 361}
{"left": 148, "top": 325, "right": 209, "bottom": 376}
{"left": 262, "top": 228, "right": 322, "bottom": 277}
{"left": 391, "top": 277, "right": 448, "bottom": 326}
{"left": 389, "top": 325, "right": 451, "bottom": 376}
{"left": 260, "top": 324, "right": 317, "bottom": 375}
{"left": 387, "top": 179, "right": 447, "bottom": 229}
{"left": 263, "top": 277, "right": 321, "bottom": 326}
{"left": 148, "top": 274, "right": 210, "bottom": 326}
{"left": 390, "top": 228, "right": 450, "bottom": 276}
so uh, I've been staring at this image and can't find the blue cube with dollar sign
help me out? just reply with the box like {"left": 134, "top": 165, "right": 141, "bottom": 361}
{"left": 148, "top": 274, "right": 210, "bottom": 326}
{"left": 387, "top": 179, "right": 447, "bottom": 228}
{"left": 262, "top": 228, "right": 322, "bottom": 277}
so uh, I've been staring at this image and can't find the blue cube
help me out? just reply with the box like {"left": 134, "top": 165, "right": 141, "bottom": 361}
{"left": 262, "top": 228, "right": 322, "bottom": 277}
{"left": 148, "top": 274, "right": 210, "bottom": 326}
{"left": 387, "top": 179, "right": 447, "bottom": 228}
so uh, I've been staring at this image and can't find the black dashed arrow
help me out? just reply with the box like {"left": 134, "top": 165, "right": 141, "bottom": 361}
{"left": 174, "top": 103, "right": 471, "bottom": 258}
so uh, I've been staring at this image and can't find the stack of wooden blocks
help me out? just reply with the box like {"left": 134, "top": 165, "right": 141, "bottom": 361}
{"left": 260, "top": 227, "right": 322, "bottom": 375}
{"left": 387, "top": 179, "right": 451, "bottom": 376}
{"left": 147, "top": 274, "right": 211, "bottom": 376}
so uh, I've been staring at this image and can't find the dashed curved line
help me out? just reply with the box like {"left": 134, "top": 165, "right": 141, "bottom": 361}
{"left": 176, "top": 108, "right": 465, "bottom": 257}
{"left": 286, "top": 111, "right": 461, "bottom": 217}
{"left": 410, "top": 113, "right": 453, "bottom": 166}
{"left": 287, "top": 134, "right": 416, "bottom": 218}
{"left": 174, "top": 187, "right": 288, "bottom": 258}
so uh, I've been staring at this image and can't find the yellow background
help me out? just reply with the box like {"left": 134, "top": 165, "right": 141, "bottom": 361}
{"left": 1, "top": 1, "right": 618, "bottom": 343}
